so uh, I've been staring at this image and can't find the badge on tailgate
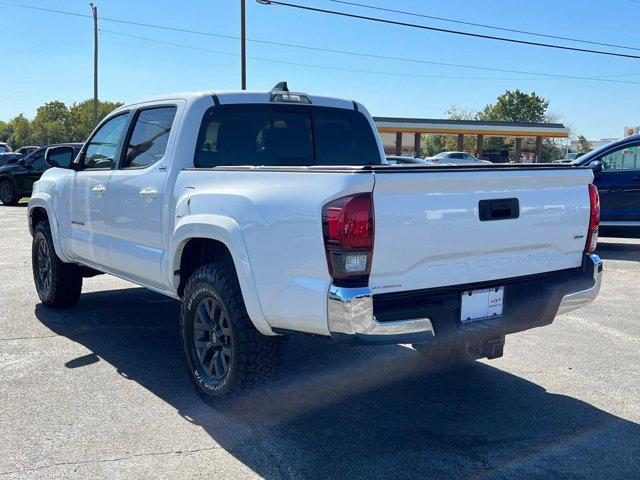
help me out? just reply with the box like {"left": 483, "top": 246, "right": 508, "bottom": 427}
{"left": 460, "top": 287, "right": 504, "bottom": 325}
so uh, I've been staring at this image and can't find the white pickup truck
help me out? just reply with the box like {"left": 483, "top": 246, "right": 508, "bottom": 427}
{"left": 28, "top": 85, "right": 602, "bottom": 399}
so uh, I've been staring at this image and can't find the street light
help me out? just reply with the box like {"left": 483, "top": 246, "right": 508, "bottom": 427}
{"left": 89, "top": 2, "right": 98, "bottom": 127}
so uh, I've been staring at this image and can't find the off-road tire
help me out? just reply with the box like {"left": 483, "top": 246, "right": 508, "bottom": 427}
{"left": 180, "top": 262, "right": 283, "bottom": 400}
{"left": 0, "top": 180, "right": 18, "bottom": 206}
{"left": 32, "top": 220, "right": 82, "bottom": 308}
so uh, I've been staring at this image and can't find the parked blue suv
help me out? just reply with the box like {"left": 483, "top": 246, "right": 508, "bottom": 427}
{"left": 576, "top": 134, "right": 640, "bottom": 237}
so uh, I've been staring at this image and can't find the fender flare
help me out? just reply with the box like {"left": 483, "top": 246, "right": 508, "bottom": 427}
{"left": 28, "top": 195, "right": 72, "bottom": 263}
{"left": 169, "top": 214, "right": 275, "bottom": 336}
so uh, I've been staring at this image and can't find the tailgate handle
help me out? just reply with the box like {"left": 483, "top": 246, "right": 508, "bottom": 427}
{"left": 479, "top": 198, "right": 519, "bottom": 221}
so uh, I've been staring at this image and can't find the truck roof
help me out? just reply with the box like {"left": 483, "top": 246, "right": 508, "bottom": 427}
{"left": 116, "top": 90, "right": 357, "bottom": 111}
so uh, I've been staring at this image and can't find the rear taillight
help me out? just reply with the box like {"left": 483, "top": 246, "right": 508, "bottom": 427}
{"left": 585, "top": 184, "right": 600, "bottom": 253}
{"left": 322, "top": 193, "right": 374, "bottom": 284}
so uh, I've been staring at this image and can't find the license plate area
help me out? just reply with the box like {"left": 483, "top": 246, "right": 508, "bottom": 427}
{"left": 460, "top": 287, "right": 504, "bottom": 325}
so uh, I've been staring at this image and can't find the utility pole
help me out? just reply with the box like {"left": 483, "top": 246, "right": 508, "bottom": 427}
{"left": 90, "top": 3, "right": 99, "bottom": 127}
{"left": 241, "top": 0, "right": 246, "bottom": 90}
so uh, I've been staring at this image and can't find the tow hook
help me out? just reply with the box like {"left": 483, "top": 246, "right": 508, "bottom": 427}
{"left": 484, "top": 335, "right": 505, "bottom": 360}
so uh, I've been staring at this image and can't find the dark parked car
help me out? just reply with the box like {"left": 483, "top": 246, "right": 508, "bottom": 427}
{"left": 15, "top": 145, "right": 39, "bottom": 156}
{"left": 0, "top": 143, "right": 82, "bottom": 205}
{"left": 575, "top": 134, "right": 640, "bottom": 237}
{"left": 0, "top": 153, "right": 23, "bottom": 167}
{"left": 0, "top": 146, "right": 41, "bottom": 167}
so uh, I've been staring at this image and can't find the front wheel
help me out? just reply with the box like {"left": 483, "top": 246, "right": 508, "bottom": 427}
{"left": 180, "top": 262, "right": 283, "bottom": 400}
{"left": 0, "top": 180, "right": 18, "bottom": 206}
{"left": 32, "top": 221, "right": 82, "bottom": 308}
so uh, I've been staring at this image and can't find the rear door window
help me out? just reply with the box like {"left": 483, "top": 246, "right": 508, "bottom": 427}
{"left": 122, "top": 106, "right": 177, "bottom": 169}
{"left": 194, "top": 105, "right": 380, "bottom": 167}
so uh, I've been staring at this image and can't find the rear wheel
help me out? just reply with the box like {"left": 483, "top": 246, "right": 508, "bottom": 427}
{"left": 180, "top": 262, "right": 283, "bottom": 400}
{"left": 32, "top": 221, "right": 82, "bottom": 308}
{"left": 0, "top": 180, "right": 18, "bottom": 206}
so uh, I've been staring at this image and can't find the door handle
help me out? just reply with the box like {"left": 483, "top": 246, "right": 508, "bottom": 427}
{"left": 91, "top": 185, "right": 106, "bottom": 197}
{"left": 139, "top": 187, "right": 159, "bottom": 202}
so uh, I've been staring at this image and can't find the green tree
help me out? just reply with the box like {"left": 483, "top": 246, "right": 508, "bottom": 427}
{"left": 68, "top": 100, "right": 123, "bottom": 142}
{"left": 30, "top": 101, "right": 71, "bottom": 145}
{"left": 422, "top": 135, "right": 446, "bottom": 156}
{"left": 478, "top": 90, "right": 555, "bottom": 161}
{"left": 444, "top": 105, "right": 477, "bottom": 121}
{"left": 0, "top": 120, "right": 11, "bottom": 143}
{"left": 8, "top": 114, "right": 31, "bottom": 148}
{"left": 0, "top": 99, "right": 123, "bottom": 148}
{"left": 577, "top": 135, "right": 592, "bottom": 153}
{"left": 478, "top": 90, "right": 549, "bottom": 123}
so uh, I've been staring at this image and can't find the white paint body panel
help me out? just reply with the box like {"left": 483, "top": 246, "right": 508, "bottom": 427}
{"left": 29, "top": 89, "right": 593, "bottom": 338}
{"left": 370, "top": 168, "right": 593, "bottom": 294}
{"left": 106, "top": 100, "right": 186, "bottom": 287}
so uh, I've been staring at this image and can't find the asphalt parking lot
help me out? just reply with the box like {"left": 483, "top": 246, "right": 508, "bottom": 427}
{"left": 1, "top": 204, "right": 639, "bottom": 480}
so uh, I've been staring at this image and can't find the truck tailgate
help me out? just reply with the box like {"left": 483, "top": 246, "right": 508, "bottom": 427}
{"left": 369, "top": 167, "right": 594, "bottom": 294}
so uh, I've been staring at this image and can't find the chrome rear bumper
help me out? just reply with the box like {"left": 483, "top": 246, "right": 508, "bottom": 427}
{"left": 327, "top": 286, "right": 435, "bottom": 345}
{"left": 556, "top": 254, "right": 602, "bottom": 315}
{"left": 327, "top": 254, "right": 603, "bottom": 345}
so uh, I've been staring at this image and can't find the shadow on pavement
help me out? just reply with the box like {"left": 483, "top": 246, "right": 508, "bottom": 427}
{"left": 36, "top": 287, "right": 640, "bottom": 479}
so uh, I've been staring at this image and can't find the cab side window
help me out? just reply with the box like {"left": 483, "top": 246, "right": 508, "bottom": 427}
{"left": 123, "top": 107, "right": 177, "bottom": 169}
{"left": 84, "top": 113, "right": 130, "bottom": 169}
{"left": 601, "top": 144, "right": 640, "bottom": 170}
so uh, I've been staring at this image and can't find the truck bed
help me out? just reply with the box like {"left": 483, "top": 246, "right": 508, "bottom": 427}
{"left": 176, "top": 164, "right": 593, "bottom": 335}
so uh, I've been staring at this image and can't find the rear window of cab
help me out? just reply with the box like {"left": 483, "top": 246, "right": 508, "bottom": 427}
{"left": 194, "top": 104, "right": 381, "bottom": 167}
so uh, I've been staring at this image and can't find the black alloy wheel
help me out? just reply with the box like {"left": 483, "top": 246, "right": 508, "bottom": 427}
{"left": 192, "top": 296, "right": 233, "bottom": 383}
{"left": 34, "top": 235, "right": 52, "bottom": 295}
{"left": 0, "top": 181, "right": 17, "bottom": 205}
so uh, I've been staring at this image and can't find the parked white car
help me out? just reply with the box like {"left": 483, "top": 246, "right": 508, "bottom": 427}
{"left": 28, "top": 85, "right": 602, "bottom": 399}
{"left": 386, "top": 155, "right": 435, "bottom": 165}
{"left": 428, "top": 151, "right": 491, "bottom": 164}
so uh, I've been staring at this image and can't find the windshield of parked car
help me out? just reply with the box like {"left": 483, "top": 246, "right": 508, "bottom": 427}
{"left": 434, "top": 152, "right": 448, "bottom": 158}
{"left": 194, "top": 105, "right": 382, "bottom": 167}
{"left": 572, "top": 142, "right": 620, "bottom": 165}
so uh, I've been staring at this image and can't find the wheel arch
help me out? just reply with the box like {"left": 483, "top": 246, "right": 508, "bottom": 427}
{"left": 28, "top": 197, "right": 71, "bottom": 262}
{"left": 170, "top": 216, "right": 274, "bottom": 336}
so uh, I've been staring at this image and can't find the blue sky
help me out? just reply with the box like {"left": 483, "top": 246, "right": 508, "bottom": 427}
{"left": 1, "top": 0, "right": 639, "bottom": 139}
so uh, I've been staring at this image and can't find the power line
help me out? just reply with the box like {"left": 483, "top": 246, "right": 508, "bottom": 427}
{"left": 3, "top": 0, "right": 640, "bottom": 84}
{"left": 328, "top": 0, "right": 640, "bottom": 53}
{"left": 0, "top": 1, "right": 240, "bottom": 40}
{"left": 100, "top": 29, "right": 543, "bottom": 81}
{"left": 257, "top": 0, "right": 640, "bottom": 60}
{"left": 101, "top": 29, "right": 640, "bottom": 86}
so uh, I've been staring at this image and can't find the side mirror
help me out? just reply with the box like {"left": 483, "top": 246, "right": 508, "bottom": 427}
{"left": 589, "top": 160, "right": 603, "bottom": 173}
{"left": 18, "top": 158, "right": 26, "bottom": 166}
{"left": 45, "top": 146, "right": 78, "bottom": 169}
